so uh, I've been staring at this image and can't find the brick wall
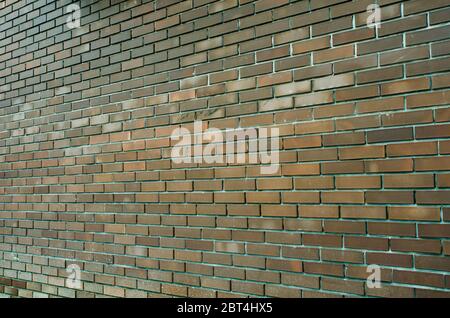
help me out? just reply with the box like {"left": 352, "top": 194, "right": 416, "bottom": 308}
{"left": 0, "top": 0, "right": 449, "bottom": 298}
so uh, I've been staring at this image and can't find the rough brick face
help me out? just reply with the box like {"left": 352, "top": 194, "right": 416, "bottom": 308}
{"left": 0, "top": 0, "right": 450, "bottom": 298}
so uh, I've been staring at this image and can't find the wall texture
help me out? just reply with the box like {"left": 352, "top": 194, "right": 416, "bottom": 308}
{"left": 1, "top": 0, "right": 450, "bottom": 298}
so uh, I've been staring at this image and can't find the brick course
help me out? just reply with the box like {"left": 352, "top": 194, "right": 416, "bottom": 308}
{"left": 0, "top": 0, "right": 450, "bottom": 298}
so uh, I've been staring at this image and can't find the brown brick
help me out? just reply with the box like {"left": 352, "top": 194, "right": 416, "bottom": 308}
{"left": 1, "top": 0, "right": 449, "bottom": 300}
{"left": 381, "top": 78, "right": 430, "bottom": 95}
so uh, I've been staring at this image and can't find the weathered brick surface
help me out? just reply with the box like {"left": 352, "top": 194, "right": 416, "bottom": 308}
{"left": 0, "top": 0, "right": 449, "bottom": 298}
